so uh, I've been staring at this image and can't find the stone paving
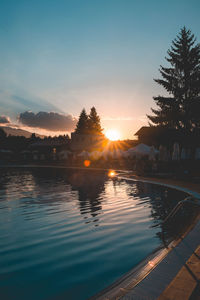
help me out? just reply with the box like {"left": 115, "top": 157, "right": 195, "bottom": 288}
{"left": 158, "top": 246, "right": 200, "bottom": 300}
{"left": 121, "top": 221, "right": 200, "bottom": 299}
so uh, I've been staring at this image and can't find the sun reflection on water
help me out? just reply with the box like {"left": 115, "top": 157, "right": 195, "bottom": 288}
{"left": 108, "top": 170, "right": 116, "bottom": 177}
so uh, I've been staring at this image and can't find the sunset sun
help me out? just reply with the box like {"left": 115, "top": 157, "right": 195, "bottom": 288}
{"left": 105, "top": 129, "right": 121, "bottom": 141}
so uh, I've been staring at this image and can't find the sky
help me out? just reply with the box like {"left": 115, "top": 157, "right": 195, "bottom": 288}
{"left": 0, "top": 0, "right": 200, "bottom": 139}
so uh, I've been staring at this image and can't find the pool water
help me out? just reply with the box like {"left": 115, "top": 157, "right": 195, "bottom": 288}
{"left": 0, "top": 167, "right": 190, "bottom": 300}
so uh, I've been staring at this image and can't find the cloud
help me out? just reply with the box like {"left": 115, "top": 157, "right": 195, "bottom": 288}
{"left": 18, "top": 111, "right": 77, "bottom": 131}
{"left": 0, "top": 115, "right": 11, "bottom": 124}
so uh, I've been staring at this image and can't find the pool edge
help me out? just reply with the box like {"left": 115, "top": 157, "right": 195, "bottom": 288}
{"left": 89, "top": 174, "right": 200, "bottom": 300}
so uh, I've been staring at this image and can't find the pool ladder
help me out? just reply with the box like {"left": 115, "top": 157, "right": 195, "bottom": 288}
{"left": 158, "top": 196, "right": 200, "bottom": 248}
{"left": 162, "top": 196, "right": 200, "bottom": 226}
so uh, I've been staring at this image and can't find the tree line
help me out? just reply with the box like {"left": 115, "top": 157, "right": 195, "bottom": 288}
{"left": 0, "top": 128, "right": 70, "bottom": 152}
{"left": 0, "top": 106, "right": 103, "bottom": 152}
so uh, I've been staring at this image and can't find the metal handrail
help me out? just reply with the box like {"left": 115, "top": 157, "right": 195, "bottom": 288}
{"left": 152, "top": 196, "right": 200, "bottom": 229}
{"left": 159, "top": 196, "right": 200, "bottom": 248}
{"left": 162, "top": 196, "right": 200, "bottom": 225}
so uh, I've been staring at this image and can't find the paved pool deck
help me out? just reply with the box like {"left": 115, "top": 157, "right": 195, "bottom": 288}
{"left": 94, "top": 175, "right": 200, "bottom": 300}
{"left": 133, "top": 175, "right": 200, "bottom": 196}
{"left": 120, "top": 220, "right": 200, "bottom": 300}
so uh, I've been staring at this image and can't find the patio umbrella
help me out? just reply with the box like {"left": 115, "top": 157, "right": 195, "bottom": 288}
{"left": 127, "top": 144, "right": 151, "bottom": 157}
{"left": 58, "top": 150, "right": 71, "bottom": 159}
{"left": 149, "top": 146, "right": 156, "bottom": 161}
{"left": 180, "top": 148, "right": 186, "bottom": 160}
{"left": 123, "top": 151, "right": 131, "bottom": 158}
{"left": 172, "top": 142, "right": 180, "bottom": 161}
{"left": 159, "top": 145, "right": 168, "bottom": 161}
{"left": 89, "top": 151, "right": 102, "bottom": 160}
{"left": 195, "top": 148, "right": 200, "bottom": 160}
{"left": 111, "top": 149, "right": 124, "bottom": 159}
{"left": 77, "top": 151, "right": 90, "bottom": 159}
{"left": 102, "top": 150, "right": 112, "bottom": 160}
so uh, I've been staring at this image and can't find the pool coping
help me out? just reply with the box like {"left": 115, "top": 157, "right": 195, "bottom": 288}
{"left": 1, "top": 165, "right": 200, "bottom": 300}
{"left": 90, "top": 173, "right": 200, "bottom": 300}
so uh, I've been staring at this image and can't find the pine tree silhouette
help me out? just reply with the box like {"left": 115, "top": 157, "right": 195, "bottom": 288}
{"left": 75, "top": 109, "right": 89, "bottom": 134}
{"left": 148, "top": 27, "right": 200, "bottom": 132}
{"left": 88, "top": 107, "right": 103, "bottom": 135}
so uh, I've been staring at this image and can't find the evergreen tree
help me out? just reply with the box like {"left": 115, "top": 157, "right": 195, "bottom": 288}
{"left": 75, "top": 109, "right": 89, "bottom": 134}
{"left": 148, "top": 27, "right": 200, "bottom": 131}
{"left": 31, "top": 133, "right": 37, "bottom": 140}
{"left": 0, "top": 128, "right": 6, "bottom": 139}
{"left": 88, "top": 107, "right": 103, "bottom": 134}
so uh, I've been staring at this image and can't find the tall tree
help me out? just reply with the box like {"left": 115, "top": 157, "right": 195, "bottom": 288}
{"left": 75, "top": 109, "right": 89, "bottom": 134}
{"left": 31, "top": 133, "right": 37, "bottom": 140}
{"left": 0, "top": 128, "right": 6, "bottom": 139}
{"left": 148, "top": 27, "right": 200, "bottom": 131}
{"left": 88, "top": 107, "right": 103, "bottom": 134}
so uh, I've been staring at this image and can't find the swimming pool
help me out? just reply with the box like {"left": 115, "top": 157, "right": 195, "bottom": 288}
{"left": 0, "top": 167, "right": 193, "bottom": 300}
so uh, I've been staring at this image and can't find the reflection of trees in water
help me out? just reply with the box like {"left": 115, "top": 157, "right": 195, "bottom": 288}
{"left": 108, "top": 177, "right": 121, "bottom": 196}
{"left": 3, "top": 169, "right": 197, "bottom": 238}
{"left": 19, "top": 168, "right": 72, "bottom": 206}
{"left": 126, "top": 181, "right": 198, "bottom": 245}
{"left": 1, "top": 168, "right": 107, "bottom": 226}
{"left": 0, "top": 168, "right": 37, "bottom": 203}
{"left": 68, "top": 170, "right": 106, "bottom": 226}
{"left": 0, "top": 168, "right": 9, "bottom": 190}
{"left": 0, "top": 168, "right": 12, "bottom": 202}
{"left": 28, "top": 168, "right": 106, "bottom": 226}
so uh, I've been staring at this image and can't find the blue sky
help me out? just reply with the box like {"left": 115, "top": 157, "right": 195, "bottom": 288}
{"left": 0, "top": 0, "right": 200, "bottom": 138}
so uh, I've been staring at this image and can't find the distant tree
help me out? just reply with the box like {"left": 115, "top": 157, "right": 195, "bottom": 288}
{"left": 31, "top": 133, "right": 37, "bottom": 140}
{"left": 74, "top": 109, "right": 89, "bottom": 134}
{"left": 148, "top": 27, "right": 200, "bottom": 132}
{"left": 57, "top": 134, "right": 70, "bottom": 142}
{"left": 88, "top": 107, "right": 103, "bottom": 135}
{"left": 0, "top": 128, "right": 7, "bottom": 139}
{"left": 5, "top": 135, "right": 29, "bottom": 152}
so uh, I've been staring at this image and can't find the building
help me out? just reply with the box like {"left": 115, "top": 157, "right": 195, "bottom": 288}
{"left": 70, "top": 132, "right": 105, "bottom": 152}
{"left": 135, "top": 126, "right": 200, "bottom": 148}
{"left": 28, "top": 139, "right": 71, "bottom": 161}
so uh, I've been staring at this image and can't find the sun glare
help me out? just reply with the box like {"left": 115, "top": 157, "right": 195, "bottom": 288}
{"left": 105, "top": 129, "right": 121, "bottom": 141}
{"left": 108, "top": 170, "right": 116, "bottom": 177}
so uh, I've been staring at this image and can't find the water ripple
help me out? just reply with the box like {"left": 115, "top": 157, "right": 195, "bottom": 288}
{"left": 0, "top": 168, "right": 190, "bottom": 300}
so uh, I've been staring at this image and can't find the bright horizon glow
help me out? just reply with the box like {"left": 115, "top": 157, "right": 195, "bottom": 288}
{"left": 105, "top": 129, "right": 121, "bottom": 141}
